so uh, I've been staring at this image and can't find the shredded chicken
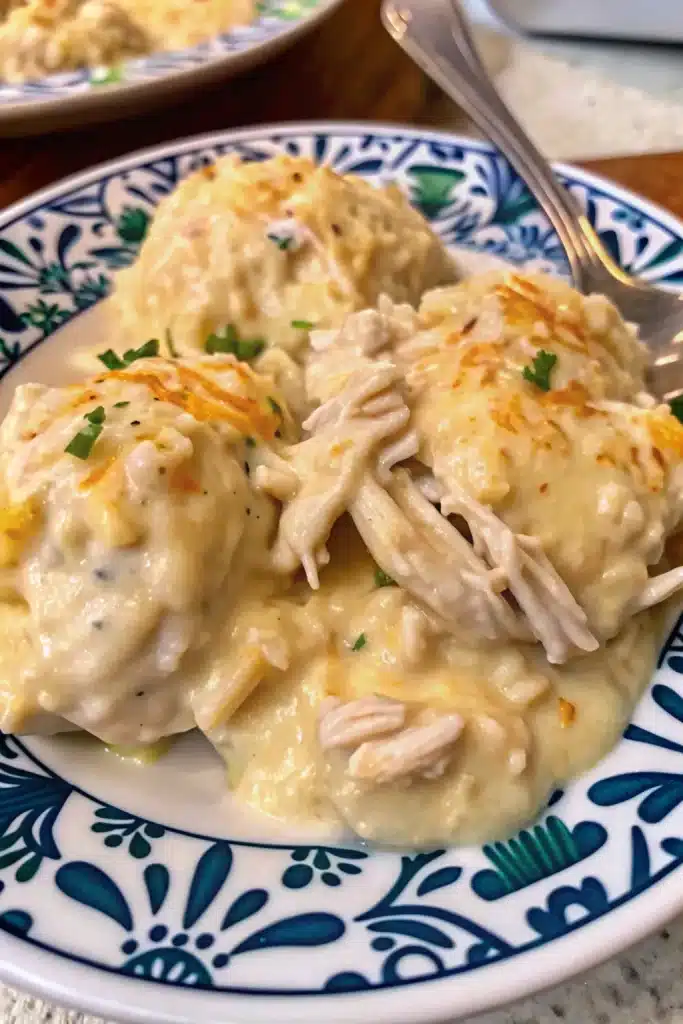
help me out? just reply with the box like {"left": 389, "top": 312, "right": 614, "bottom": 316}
{"left": 319, "top": 695, "right": 406, "bottom": 750}
{"left": 347, "top": 714, "right": 465, "bottom": 785}
{"left": 441, "top": 482, "right": 599, "bottom": 664}
{"left": 636, "top": 566, "right": 683, "bottom": 611}
{"left": 350, "top": 471, "right": 530, "bottom": 642}
{"left": 263, "top": 361, "right": 412, "bottom": 587}
{"left": 400, "top": 603, "right": 430, "bottom": 666}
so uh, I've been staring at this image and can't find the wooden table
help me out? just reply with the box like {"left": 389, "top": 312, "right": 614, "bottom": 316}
{"left": 2, "top": 0, "right": 683, "bottom": 219}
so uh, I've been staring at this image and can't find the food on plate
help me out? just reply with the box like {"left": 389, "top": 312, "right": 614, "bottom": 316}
{"left": 293, "top": 272, "right": 681, "bottom": 657}
{"left": 110, "top": 154, "right": 458, "bottom": 359}
{"left": 0, "top": 349, "right": 288, "bottom": 745}
{"left": 0, "top": 0, "right": 254, "bottom": 83}
{"left": 2, "top": 147, "right": 682, "bottom": 848}
{"left": 217, "top": 271, "right": 683, "bottom": 844}
{"left": 215, "top": 527, "right": 659, "bottom": 845}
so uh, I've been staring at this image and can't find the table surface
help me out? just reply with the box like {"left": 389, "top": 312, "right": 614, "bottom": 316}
{"left": 2, "top": 3, "right": 683, "bottom": 1024}
{"left": 2, "top": 0, "right": 683, "bottom": 214}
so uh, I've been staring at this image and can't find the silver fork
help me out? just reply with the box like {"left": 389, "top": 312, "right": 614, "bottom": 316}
{"left": 381, "top": 0, "right": 683, "bottom": 401}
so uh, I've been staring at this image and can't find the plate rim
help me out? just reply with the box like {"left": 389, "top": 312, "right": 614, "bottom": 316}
{"left": 0, "top": 120, "right": 682, "bottom": 1024}
{"left": 3, "top": 119, "right": 683, "bottom": 243}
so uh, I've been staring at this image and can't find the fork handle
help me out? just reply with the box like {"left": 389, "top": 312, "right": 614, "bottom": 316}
{"left": 385, "top": 0, "right": 606, "bottom": 287}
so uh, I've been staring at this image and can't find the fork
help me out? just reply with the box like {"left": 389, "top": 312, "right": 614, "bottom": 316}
{"left": 381, "top": 0, "right": 683, "bottom": 401}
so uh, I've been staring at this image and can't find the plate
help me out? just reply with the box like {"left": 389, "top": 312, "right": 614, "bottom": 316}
{"left": 0, "top": 1, "right": 342, "bottom": 136}
{"left": 1, "top": 123, "right": 683, "bottom": 1024}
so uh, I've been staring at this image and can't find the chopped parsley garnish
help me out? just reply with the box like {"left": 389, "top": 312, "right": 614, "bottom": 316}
{"left": 165, "top": 329, "right": 179, "bottom": 359}
{"left": 245, "top": 436, "right": 256, "bottom": 447}
{"left": 670, "top": 396, "right": 683, "bottom": 424}
{"left": 98, "top": 338, "right": 159, "bottom": 370}
{"left": 267, "top": 396, "right": 282, "bottom": 416}
{"left": 206, "top": 324, "right": 238, "bottom": 354}
{"left": 291, "top": 319, "right": 314, "bottom": 330}
{"left": 65, "top": 406, "right": 106, "bottom": 460}
{"left": 91, "top": 64, "right": 123, "bottom": 87}
{"left": 233, "top": 337, "right": 265, "bottom": 360}
{"left": 351, "top": 633, "right": 367, "bottom": 652}
{"left": 374, "top": 568, "right": 395, "bottom": 588}
{"left": 85, "top": 406, "right": 106, "bottom": 425}
{"left": 123, "top": 339, "right": 159, "bottom": 363}
{"left": 205, "top": 324, "right": 265, "bottom": 361}
{"left": 98, "top": 349, "right": 125, "bottom": 370}
{"left": 522, "top": 349, "right": 557, "bottom": 392}
{"left": 267, "top": 233, "right": 293, "bottom": 251}
{"left": 114, "top": 401, "right": 130, "bottom": 408}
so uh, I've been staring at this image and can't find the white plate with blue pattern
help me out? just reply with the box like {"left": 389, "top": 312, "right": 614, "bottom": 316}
{"left": 0, "top": 1, "right": 342, "bottom": 135}
{"left": 0, "top": 123, "right": 683, "bottom": 1024}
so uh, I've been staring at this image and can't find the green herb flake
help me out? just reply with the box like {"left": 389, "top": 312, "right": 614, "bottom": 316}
{"left": 91, "top": 64, "right": 123, "bottom": 87}
{"left": 237, "top": 337, "right": 266, "bottom": 360}
{"left": 670, "top": 396, "right": 683, "bottom": 424}
{"left": 374, "top": 568, "right": 395, "bottom": 588}
{"left": 65, "top": 426, "right": 101, "bottom": 459}
{"left": 65, "top": 408, "right": 107, "bottom": 460}
{"left": 522, "top": 349, "right": 557, "bottom": 392}
{"left": 206, "top": 324, "right": 238, "bottom": 355}
{"left": 113, "top": 401, "right": 130, "bottom": 408}
{"left": 291, "top": 319, "right": 315, "bottom": 330}
{"left": 165, "top": 329, "right": 179, "bottom": 359}
{"left": 205, "top": 325, "right": 265, "bottom": 361}
{"left": 267, "top": 233, "right": 292, "bottom": 251}
{"left": 123, "top": 338, "right": 159, "bottom": 364}
{"left": 98, "top": 339, "right": 158, "bottom": 371}
{"left": 267, "top": 396, "right": 282, "bottom": 416}
{"left": 98, "top": 349, "right": 125, "bottom": 370}
{"left": 245, "top": 436, "right": 256, "bottom": 448}
{"left": 85, "top": 405, "right": 106, "bottom": 425}
{"left": 351, "top": 633, "right": 367, "bottom": 652}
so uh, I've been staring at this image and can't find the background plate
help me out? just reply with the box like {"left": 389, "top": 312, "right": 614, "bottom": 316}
{"left": 0, "top": 1, "right": 343, "bottom": 135}
{"left": 0, "top": 124, "right": 682, "bottom": 1024}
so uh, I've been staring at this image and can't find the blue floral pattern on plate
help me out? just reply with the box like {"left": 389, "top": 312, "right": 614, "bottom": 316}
{"left": 0, "top": 125, "right": 683, "bottom": 1022}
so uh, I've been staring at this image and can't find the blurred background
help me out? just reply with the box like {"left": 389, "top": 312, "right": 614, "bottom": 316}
{"left": 437, "top": 0, "right": 683, "bottom": 160}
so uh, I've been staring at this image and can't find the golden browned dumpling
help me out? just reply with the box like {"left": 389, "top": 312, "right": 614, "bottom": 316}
{"left": 110, "top": 155, "right": 458, "bottom": 359}
{"left": 393, "top": 273, "right": 679, "bottom": 646}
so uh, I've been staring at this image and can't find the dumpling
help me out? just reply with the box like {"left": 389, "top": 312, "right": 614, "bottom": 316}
{"left": 110, "top": 154, "right": 458, "bottom": 359}
{"left": 0, "top": 350, "right": 285, "bottom": 745}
